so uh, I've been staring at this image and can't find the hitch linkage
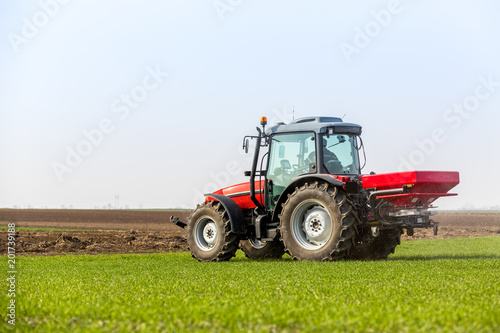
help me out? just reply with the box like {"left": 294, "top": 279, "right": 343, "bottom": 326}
{"left": 170, "top": 216, "right": 186, "bottom": 229}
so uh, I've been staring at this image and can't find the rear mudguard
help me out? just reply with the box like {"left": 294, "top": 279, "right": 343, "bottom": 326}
{"left": 205, "top": 193, "right": 247, "bottom": 234}
{"left": 271, "top": 174, "right": 345, "bottom": 222}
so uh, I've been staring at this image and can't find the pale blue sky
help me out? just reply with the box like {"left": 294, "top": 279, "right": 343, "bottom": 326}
{"left": 1, "top": 0, "right": 499, "bottom": 210}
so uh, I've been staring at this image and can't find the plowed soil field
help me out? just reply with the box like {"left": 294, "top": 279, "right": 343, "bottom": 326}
{"left": 1, "top": 209, "right": 499, "bottom": 255}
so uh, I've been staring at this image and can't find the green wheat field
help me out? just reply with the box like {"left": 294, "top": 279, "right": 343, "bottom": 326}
{"left": 3, "top": 237, "right": 500, "bottom": 332}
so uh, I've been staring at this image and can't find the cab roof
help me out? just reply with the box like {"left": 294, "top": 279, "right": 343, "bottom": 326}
{"left": 265, "top": 116, "right": 362, "bottom": 135}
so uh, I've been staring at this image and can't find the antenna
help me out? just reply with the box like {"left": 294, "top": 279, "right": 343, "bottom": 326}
{"left": 293, "top": 105, "right": 295, "bottom": 120}
{"left": 342, "top": 114, "right": 346, "bottom": 120}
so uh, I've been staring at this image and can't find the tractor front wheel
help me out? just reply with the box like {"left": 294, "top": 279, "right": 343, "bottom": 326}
{"left": 186, "top": 201, "right": 239, "bottom": 261}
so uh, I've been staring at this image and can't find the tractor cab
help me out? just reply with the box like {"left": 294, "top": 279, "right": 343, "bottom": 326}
{"left": 247, "top": 116, "right": 363, "bottom": 210}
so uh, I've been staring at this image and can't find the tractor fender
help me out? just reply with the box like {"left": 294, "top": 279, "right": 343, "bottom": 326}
{"left": 205, "top": 193, "right": 247, "bottom": 234}
{"left": 271, "top": 174, "right": 345, "bottom": 222}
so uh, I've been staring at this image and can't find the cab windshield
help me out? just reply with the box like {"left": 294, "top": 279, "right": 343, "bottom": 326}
{"left": 321, "top": 133, "right": 360, "bottom": 174}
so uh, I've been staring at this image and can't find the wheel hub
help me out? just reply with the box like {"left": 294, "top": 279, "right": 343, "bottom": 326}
{"left": 302, "top": 207, "right": 330, "bottom": 245}
{"left": 202, "top": 222, "right": 217, "bottom": 247}
{"left": 291, "top": 200, "right": 333, "bottom": 251}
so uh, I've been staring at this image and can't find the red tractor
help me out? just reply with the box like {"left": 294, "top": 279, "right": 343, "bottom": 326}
{"left": 172, "top": 116, "right": 459, "bottom": 261}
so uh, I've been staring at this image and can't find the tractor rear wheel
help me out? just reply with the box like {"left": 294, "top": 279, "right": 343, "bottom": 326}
{"left": 348, "top": 228, "right": 402, "bottom": 260}
{"left": 278, "top": 181, "right": 356, "bottom": 261}
{"left": 186, "top": 201, "right": 239, "bottom": 262}
{"left": 239, "top": 238, "right": 285, "bottom": 259}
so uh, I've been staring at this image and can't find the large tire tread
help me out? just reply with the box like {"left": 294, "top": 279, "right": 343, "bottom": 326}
{"left": 278, "top": 181, "right": 356, "bottom": 261}
{"left": 186, "top": 201, "right": 239, "bottom": 262}
{"left": 239, "top": 239, "right": 285, "bottom": 259}
{"left": 348, "top": 228, "right": 401, "bottom": 260}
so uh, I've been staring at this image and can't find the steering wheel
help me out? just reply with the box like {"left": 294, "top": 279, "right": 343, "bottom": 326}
{"left": 282, "top": 172, "right": 292, "bottom": 183}
{"left": 291, "top": 164, "right": 309, "bottom": 178}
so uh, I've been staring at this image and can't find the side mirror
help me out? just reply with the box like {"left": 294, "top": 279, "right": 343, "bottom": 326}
{"left": 244, "top": 139, "right": 249, "bottom": 154}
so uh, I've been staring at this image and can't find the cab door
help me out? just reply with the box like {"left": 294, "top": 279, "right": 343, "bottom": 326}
{"left": 266, "top": 132, "right": 316, "bottom": 209}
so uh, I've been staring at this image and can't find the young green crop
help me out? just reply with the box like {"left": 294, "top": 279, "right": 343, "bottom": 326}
{"left": 3, "top": 237, "right": 499, "bottom": 332}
